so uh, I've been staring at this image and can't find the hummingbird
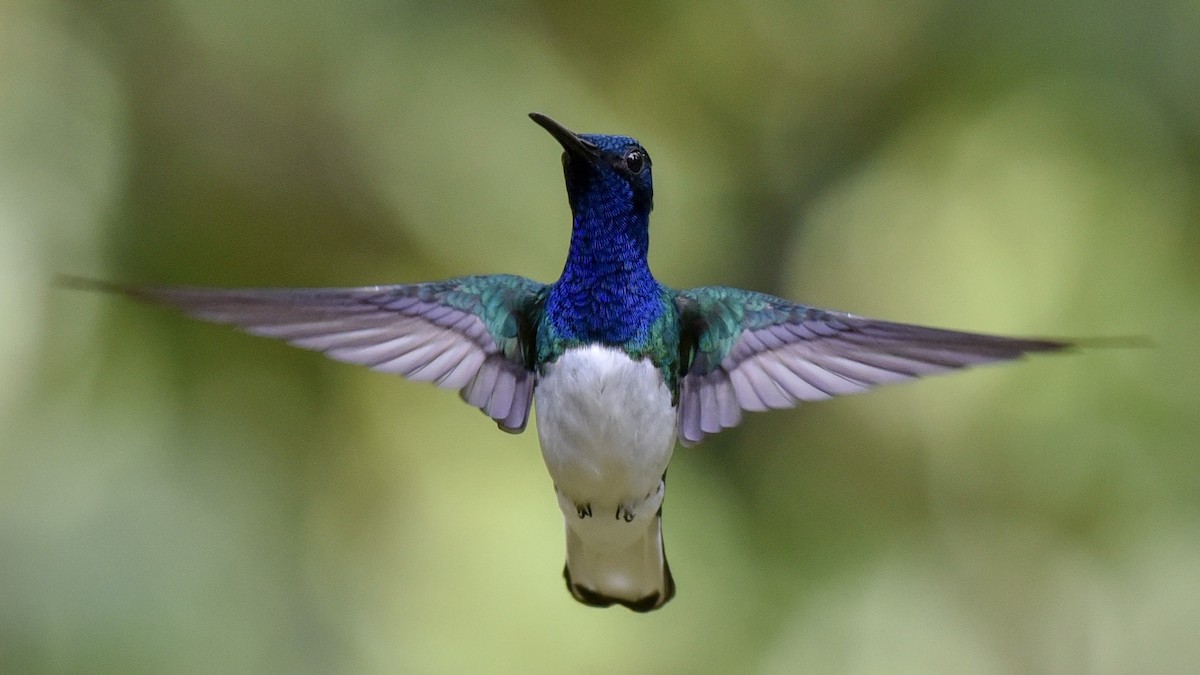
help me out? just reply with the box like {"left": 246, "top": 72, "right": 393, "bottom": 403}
{"left": 72, "top": 113, "right": 1069, "bottom": 612}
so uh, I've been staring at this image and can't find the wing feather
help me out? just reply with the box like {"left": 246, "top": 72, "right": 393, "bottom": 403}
{"left": 79, "top": 276, "right": 545, "bottom": 432}
{"left": 676, "top": 287, "right": 1069, "bottom": 445}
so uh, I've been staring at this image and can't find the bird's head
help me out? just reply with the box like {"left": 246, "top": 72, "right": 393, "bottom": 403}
{"left": 530, "top": 113, "right": 654, "bottom": 219}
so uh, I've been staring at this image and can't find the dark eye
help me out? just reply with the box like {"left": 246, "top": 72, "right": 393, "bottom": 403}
{"left": 624, "top": 149, "right": 646, "bottom": 173}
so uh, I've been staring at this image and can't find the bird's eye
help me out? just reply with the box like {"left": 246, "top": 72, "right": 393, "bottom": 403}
{"left": 624, "top": 149, "right": 646, "bottom": 173}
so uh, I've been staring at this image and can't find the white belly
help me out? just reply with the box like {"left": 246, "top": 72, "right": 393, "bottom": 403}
{"left": 535, "top": 345, "right": 677, "bottom": 508}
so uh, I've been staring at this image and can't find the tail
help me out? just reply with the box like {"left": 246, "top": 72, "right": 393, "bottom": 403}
{"left": 562, "top": 509, "right": 675, "bottom": 612}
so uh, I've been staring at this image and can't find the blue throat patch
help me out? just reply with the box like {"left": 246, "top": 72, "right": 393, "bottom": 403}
{"left": 546, "top": 131, "right": 662, "bottom": 347}
{"left": 546, "top": 207, "right": 662, "bottom": 346}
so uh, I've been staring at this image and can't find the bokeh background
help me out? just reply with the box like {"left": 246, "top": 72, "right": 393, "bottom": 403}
{"left": 3, "top": 1, "right": 1199, "bottom": 672}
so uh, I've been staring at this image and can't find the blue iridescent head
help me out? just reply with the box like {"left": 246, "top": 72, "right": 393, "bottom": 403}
{"left": 529, "top": 113, "right": 654, "bottom": 217}
{"left": 531, "top": 113, "right": 662, "bottom": 345}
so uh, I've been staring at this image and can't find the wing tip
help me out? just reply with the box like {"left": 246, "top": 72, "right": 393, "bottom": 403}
{"left": 496, "top": 418, "right": 528, "bottom": 434}
{"left": 55, "top": 275, "right": 211, "bottom": 308}
{"left": 1059, "top": 335, "right": 1151, "bottom": 350}
{"left": 55, "top": 275, "right": 130, "bottom": 296}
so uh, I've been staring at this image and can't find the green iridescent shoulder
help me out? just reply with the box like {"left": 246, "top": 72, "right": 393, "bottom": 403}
{"left": 415, "top": 274, "right": 544, "bottom": 311}
{"left": 407, "top": 275, "right": 546, "bottom": 366}
{"left": 675, "top": 286, "right": 816, "bottom": 374}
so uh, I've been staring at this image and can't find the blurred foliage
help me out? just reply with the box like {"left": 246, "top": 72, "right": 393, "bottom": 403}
{"left": 2, "top": 0, "right": 1199, "bottom": 672}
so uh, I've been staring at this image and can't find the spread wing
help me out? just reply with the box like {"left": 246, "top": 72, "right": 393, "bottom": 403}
{"left": 675, "top": 287, "right": 1070, "bottom": 446}
{"left": 75, "top": 275, "right": 546, "bottom": 432}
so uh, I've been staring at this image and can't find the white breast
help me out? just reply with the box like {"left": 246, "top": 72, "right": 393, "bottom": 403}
{"left": 534, "top": 345, "right": 677, "bottom": 508}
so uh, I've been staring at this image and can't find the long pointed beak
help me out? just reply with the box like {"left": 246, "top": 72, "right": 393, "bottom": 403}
{"left": 529, "top": 113, "right": 599, "bottom": 161}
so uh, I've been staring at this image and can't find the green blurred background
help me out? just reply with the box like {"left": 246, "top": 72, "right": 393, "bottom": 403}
{"left": 3, "top": 1, "right": 1199, "bottom": 672}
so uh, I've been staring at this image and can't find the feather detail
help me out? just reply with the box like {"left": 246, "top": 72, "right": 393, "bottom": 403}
{"left": 70, "top": 276, "right": 545, "bottom": 432}
{"left": 675, "top": 287, "right": 1069, "bottom": 445}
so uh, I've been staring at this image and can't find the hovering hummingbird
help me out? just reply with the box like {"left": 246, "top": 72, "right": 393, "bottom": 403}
{"left": 72, "top": 113, "right": 1069, "bottom": 612}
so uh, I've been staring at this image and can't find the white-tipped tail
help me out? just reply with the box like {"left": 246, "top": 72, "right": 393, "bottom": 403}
{"left": 563, "top": 510, "right": 674, "bottom": 612}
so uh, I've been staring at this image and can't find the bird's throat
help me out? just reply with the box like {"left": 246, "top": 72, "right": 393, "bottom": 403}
{"left": 547, "top": 210, "right": 660, "bottom": 345}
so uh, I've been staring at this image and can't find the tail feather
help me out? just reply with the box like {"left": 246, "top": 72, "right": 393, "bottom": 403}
{"left": 562, "top": 511, "right": 675, "bottom": 612}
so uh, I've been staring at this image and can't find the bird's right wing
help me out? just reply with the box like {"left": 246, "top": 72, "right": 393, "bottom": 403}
{"left": 73, "top": 275, "right": 547, "bottom": 432}
{"left": 675, "top": 286, "right": 1070, "bottom": 446}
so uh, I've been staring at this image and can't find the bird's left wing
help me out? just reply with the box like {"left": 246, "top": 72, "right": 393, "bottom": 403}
{"left": 675, "top": 287, "right": 1070, "bottom": 446}
{"left": 76, "top": 275, "right": 546, "bottom": 432}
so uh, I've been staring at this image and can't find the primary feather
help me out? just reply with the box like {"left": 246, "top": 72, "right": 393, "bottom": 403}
{"left": 77, "top": 276, "right": 545, "bottom": 432}
{"left": 675, "top": 287, "right": 1069, "bottom": 445}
